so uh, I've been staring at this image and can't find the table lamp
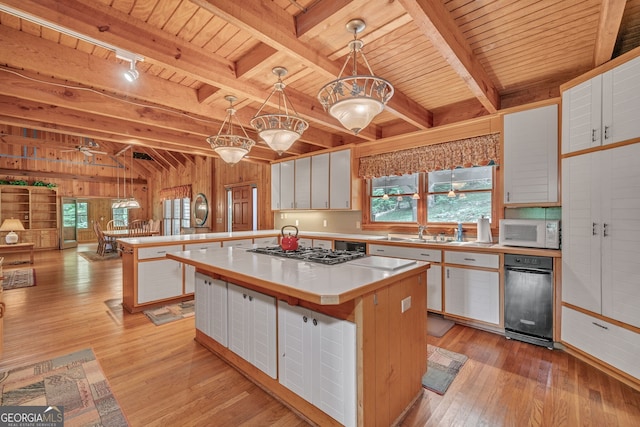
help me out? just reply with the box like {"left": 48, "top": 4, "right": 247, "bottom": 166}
{"left": 0, "top": 218, "right": 25, "bottom": 244}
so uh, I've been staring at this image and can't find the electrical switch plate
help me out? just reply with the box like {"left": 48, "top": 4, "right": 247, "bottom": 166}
{"left": 295, "top": 219, "right": 299, "bottom": 226}
{"left": 401, "top": 296, "right": 411, "bottom": 313}
{"left": 356, "top": 221, "right": 361, "bottom": 229}
{"left": 323, "top": 219, "right": 327, "bottom": 227}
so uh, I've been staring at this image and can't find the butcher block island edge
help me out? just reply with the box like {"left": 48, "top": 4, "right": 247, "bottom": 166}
{"left": 167, "top": 246, "right": 430, "bottom": 427}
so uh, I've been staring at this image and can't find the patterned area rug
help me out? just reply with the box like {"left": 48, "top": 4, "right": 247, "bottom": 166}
{"left": 0, "top": 348, "right": 128, "bottom": 426}
{"left": 78, "top": 251, "right": 121, "bottom": 262}
{"left": 2, "top": 268, "right": 36, "bottom": 290}
{"left": 143, "top": 300, "right": 195, "bottom": 326}
{"left": 422, "top": 345, "right": 468, "bottom": 395}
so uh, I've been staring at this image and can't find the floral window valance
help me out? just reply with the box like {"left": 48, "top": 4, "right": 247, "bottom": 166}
{"left": 160, "top": 184, "right": 192, "bottom": 201}
{"left": 358, "top": 133, "right": 500, "bottom": 178}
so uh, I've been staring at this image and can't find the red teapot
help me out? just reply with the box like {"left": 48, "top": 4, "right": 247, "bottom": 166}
{"left": 280, "top": 225, "right": 299, "bottom": 251}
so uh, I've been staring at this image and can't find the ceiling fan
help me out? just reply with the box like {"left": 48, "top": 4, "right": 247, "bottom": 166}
{"left": 61, "top": 139, "right": 107, "bottom": 157}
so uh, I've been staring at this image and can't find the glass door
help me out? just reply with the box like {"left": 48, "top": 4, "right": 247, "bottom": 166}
{"left": 61, "top": 197, "right": 78, "bottom": 249}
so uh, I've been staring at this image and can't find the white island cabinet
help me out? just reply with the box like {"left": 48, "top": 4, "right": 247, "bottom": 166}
{"left": 167, "top": 246, "right": 429, "bottom": 427}
{"left": 278, "top": 303, "right": 356, "bottom": 427}
{"left": 195, "top": 272, "right": 228, "bottom": 347}
{"left": 227, "top": 283, "right": 277, "bottom": 379}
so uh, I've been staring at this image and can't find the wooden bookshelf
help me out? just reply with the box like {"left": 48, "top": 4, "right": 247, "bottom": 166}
{"left": 0, "top": 185, "right": 59, "bottom": 249}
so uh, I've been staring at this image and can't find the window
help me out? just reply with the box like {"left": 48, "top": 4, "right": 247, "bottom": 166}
{"left": 112, "top": 207, "right": 129, "bottom": 226}
{"left": 427, "top": 167, "right": 493, "bottom": 223}
{"left": 367, "top": 166, "right": 494, "bottom": 225}
{"left": 76, "top": 202, "right": 88, "bottom": 229}
{"left": 370, "top": 174, "right": 419, "bottom": 223}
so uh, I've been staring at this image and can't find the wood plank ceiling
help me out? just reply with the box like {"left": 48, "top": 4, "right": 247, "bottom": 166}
{"left": 0, "top": 0, "right": 639, "bottom": 170}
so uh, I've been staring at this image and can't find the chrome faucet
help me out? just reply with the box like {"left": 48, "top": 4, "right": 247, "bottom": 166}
{"left": 418, "top": 224, "right": 428, "bottom": 240}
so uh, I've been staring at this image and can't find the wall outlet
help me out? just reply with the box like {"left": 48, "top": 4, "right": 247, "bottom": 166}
{"left": 356, "top": 221, "right": 361, "bottom": 229}
{"left": 323, "top": 219, "right": 327, "bottom": 227}
{"left": 401, "top": 296, "right": 412, "bottom": 313}
{"left": 284, "top": 213, "right": 288, "bottom": 219}
{"left": 295, "top": 219, "right": 299, "bottom": 226}
{"left": 280, "top": 213, "right": 284, "bottom": 219}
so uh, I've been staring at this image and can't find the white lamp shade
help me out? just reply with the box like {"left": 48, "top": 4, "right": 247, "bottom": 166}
{"left": 125, "top": 199, "right": 140, "bottom": 209}
{"left": 329, "top": 97, "right": 384, "bottom": 135}
{"left": 214, "top": 146, "right": 248, "bottom": 165}
{"left": 258, "top": 128, "right": 301, "bottom": 155}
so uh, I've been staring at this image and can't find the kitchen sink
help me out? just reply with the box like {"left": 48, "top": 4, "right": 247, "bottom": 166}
{"left": 383, "top": 237, "right": 449, "bottom": 244}
{"left": 446, "top": 241, "right": 494, "bottom": 247}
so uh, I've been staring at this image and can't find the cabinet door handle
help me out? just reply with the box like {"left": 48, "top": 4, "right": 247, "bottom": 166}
{"left": 592, "top": 129, "right": 597, "bottom": 142}
{"left": 592, "top": 222, "right": 598, "bottom": 236}
{"left": 375, "top": 249, "right": 385, "bottom": 253}
{"left": 506, "top": 192, "right": 510, "bottom": 202}
{"left": 446, "top": 268, "right": 450, "bottom": 279}
{"left": 243, "top": 293, "right": 247, "bottom": 299}
{"left": 603, "top": 223, "right": 609, "bottom": 237}
{"left": 312, "top": 318, "right": 317, "bottom": 326}
{"left": 0, "top": 302, "right": 5, "bottom": 319}
{"left": 248, "top": 295, "right": 253, "bottom": 302}
{"left": 604, "top": 126, "right": 610, "bottom": 140}
{"left": 463, "top": 258, "right": 476, "bottom": 262}
{"left": 419, "top": 253, "right": 430, "bottom": 257}
{"left": 592, "top": 322, "right": 608, "bottom": 330}
{"left": 303, "top": 315, "right": 308, "bottom": 323}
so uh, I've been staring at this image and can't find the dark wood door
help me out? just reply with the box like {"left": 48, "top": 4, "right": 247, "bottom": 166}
{"left": 231, "top": 185, "right": 252, "bottom": 231}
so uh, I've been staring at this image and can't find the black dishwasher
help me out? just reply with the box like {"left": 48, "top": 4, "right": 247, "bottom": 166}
{"left": 504, "top": 254, "right": 554, "bottom": 349}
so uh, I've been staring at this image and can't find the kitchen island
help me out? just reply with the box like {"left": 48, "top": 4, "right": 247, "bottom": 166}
{"left": 167, "top": 246, "right": 430, "bottom": 427}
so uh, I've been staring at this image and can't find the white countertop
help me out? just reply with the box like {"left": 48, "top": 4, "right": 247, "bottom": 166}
{"left": 117, "top": 229, "right": 281, "bottom": 245}
{"left": 167, "top": 246, "right": 429, "bottom": 305}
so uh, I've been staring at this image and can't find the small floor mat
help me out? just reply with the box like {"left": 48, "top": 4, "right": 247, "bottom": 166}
{"left": 422, "top": 345, "right": 468, "bottom": 395}
{"left": 427, "top": 314, "right": 455, "bottom": 337}
{"left": 2, "top": 268, "right": 36, "bottom": 290}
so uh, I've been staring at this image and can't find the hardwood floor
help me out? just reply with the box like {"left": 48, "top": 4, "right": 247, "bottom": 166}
{"left": 1, "top": 245, "right": 639, "bottom": 426}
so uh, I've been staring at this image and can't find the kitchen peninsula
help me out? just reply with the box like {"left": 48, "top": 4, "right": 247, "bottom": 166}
{"left": 167, "top": 246, "right": 430, "bottom": 427}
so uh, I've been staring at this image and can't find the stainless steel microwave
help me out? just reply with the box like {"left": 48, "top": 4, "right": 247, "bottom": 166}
{"left": 498, "top": 219, "right": 560, "bottom": 249}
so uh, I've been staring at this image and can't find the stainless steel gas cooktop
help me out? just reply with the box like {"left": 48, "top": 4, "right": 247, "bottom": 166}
{"left": 247, "top": 246, "right": 366, "bottom": 265}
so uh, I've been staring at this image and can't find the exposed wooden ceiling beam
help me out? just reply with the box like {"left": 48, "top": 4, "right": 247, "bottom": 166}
{"left": 190, "top": 0, "right": 433, "bottom": 131}
{"left": 397, "top": 0, "right": 500, "bottom": 114}
{"left": 294, "top": 0, "right": 353, "bottom": 38}
{"left": 2, "top": 0, "right": 374, "bottom": 141}
{"left": 594, "top": 0, "right": 628, "bottom": 66}
{"left": 0, "top": 168, "right": 147, "bottom": 185}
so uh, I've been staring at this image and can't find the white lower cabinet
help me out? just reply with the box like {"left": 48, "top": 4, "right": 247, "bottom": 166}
{"left": 562, "top": 306, "right": 640, "bottom": 380}
{"left": 195, "top": 273, "right": 228, "bottom": 346}
{"left": 278, "top": 302, "right": 356, "bottom": 427}
{"left": 444, "top": 266, "right": 499, "bottom": 325}
{"left": 227, "top": 283, "right": 277, "bottom": 379}
{"left": 137, "top": 259, "right": 183, "bottom": 304}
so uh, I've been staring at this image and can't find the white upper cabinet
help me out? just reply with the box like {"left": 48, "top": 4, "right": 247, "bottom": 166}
{"left": 562, "top": 55, "right": 640, "bottom": 154}
{"left": 271, "top": 163, "right": 281, "bottom": 210}
{"left": 562, "top": 143, "right": 640, "bottom": 328}
{"left": 294, "top": 157, "right": 311, "bottom": 209}
{"left": 311, "top": 153, "right": 330, "bottom": 209}
{"left": 329, "top": 149, "right": 352, "bottom": 209}
{"left": 503, "top": 104, "right": 558, "bottom": 204}
{"left": 280, "top": 160, "right": 295, "bottom": 210}
{"left": 271, "top": 148, "right": 355, "bottom": 210}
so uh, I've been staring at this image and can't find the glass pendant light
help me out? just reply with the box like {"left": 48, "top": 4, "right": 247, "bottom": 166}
{"left": 317, "top": 19, "right": 394, "bottom": 135}
{"left": 207, "top": 95, "right": 256, "bottom": 165}
{"left": 251, "top": 67, "right": 308, "bottom": 155}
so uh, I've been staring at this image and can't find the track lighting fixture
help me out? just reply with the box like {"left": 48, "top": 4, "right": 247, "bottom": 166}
{"left": 124, "top": 60, "right": 139, "bottom": 82}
